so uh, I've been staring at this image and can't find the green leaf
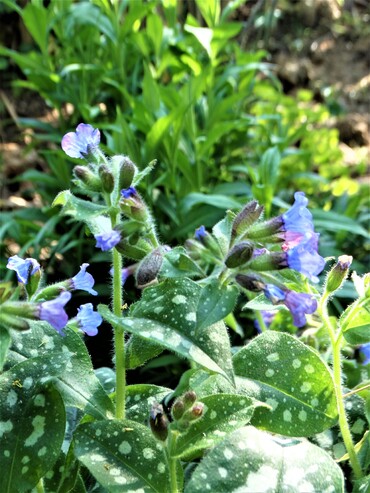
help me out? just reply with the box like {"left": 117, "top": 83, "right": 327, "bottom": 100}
{"left": 8, "top": 322, "right": 114, "bottom": 419}
{"left": 342, "top": 301, "right": 370, "bottom": 345}
{"left": 125, "top": 335, "right": 164, "bottom": 369}
{"left": 233, "top": 332, "right": 337, "bottom": 436}
{"left": 42, "top": 449, "right": 80, "bottom": 493}
{"left": 195, "top": 0, "right": 220, "bottom": 27}
{"left": 74, "top": 420, "right": 170, "bottom": 493}
{"left": 353, "top": 475, "right": 370, "bottom": 493}
{"left": 211, "top": 211, "right": 234, "bottom": 257}
{"left": 52, "top": 190, "right": 110, "bottom": 235}
{"left": 312, "top": 209, "right": 370, "bottom": 238}
{"left": 181, "top": 193, "right": 241, "bottom": 214}
{"left": 100, "top": 278, "right": 235, "bottom": 382}
{"left": 196, "top": 279, "right": 238, "bottom": 331}
{"left": 0, "top": 356, "right": 66, "bottom": 493}
{"left": 172, "top": 394, "right": 257, "bottom": 460}
{"left": 160, "top": 246, "right": 204, "bottom": 279}
{"left": 126, "top": 384, "right": 172, "bottom": 423}
{"left": 0, "top": 326, "right": 11, "bottom": 371}
{"left": 185, "top": 426, "right": 344, "bottom": 492}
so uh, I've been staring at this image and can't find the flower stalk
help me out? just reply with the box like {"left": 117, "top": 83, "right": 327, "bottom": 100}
{"left": 318, "top": 293, "right": 363, "bottom": 480}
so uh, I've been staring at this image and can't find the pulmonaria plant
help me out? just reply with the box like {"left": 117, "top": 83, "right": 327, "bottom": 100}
{"left": 0, "top": 123, "right": 369, "bottom": 493}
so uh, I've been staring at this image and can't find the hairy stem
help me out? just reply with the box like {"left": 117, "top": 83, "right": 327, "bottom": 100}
{"left": 318, "top": 295, "right": 363, "bottom": 479}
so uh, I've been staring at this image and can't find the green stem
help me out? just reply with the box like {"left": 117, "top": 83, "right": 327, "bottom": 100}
{"left": 110, "top": 207, "right": 125, "bottom": 420}
{"left": 318, "top": 295, "right": 363, "bottom": 479}
{"left": 167, "top": 431, "right": 180, "bottom": 493}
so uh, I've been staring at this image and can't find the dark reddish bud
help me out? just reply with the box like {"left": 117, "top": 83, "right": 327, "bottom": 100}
{"left": 235, "top": 274, "right": 265, "bottom": 292}
{"left": 171, "top": 399, "right": 185, "bottom": 421}
{"left": 183, "top": 391, "right": 197, "bottom": 408}
{"left": 149, "top": 402, "right": 168, "bottom": 441}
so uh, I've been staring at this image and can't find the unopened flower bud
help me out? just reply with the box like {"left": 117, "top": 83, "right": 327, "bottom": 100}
{"left": 149, "top": 402, "right": 169, "bottom": 441}
{"left": 190, "top": 403, "right": 204, "bottom": 418}
{"left": 118, "top": 156, "right": 137, "bottom": 189}
{"left": 98, "top": 164, "right": 114, "bottom": 193}
{"left": 183, "top": 390, "right": 197, "bottom": 408}
{"left": 232, "top": 200, "right": 264, "bottom": 237}
{"left": 25, "top": 268, "right": 41, "bottom": 299}
{"left": 325, "top": 255, "right": 353, "bottom": 295}
{"left": 73, "top": 166, "right": 102, "bottom": 192}
{"left": 0, "top": 313, "right": 30, "bottom": 331}
{"left": 171, "top": 399, "right": 185, "bottom": 421}
{"left": 248, "top": 252, "right": 288, "bottom": 271}
{"left": 235, "top": 274, "right": 265, "bottom": 292}
{"left": 115, "top": 237, "right": 152, "bottom": 261}
{"left": 120, "top": 187, "right": 149, "bottom": 221}
{"left": 194, "top": 227, "right": 222, "bottom": 257}
{"left": 136, "top": 248, "right": 164, "bottom": 288}
{"left": 225, "top": 241, "right": 254, "bottom": 268}
{"left": 246, "top": 216, "right": 283, "bottom": 241}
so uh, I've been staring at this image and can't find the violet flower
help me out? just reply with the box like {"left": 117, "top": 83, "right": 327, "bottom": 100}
{"left": 39, "top": 291, "right": 71, "bottom": 334}
{"left": 359, "top": 343, "right": 370, "bottom": 365}
{"left": 282, "top": 191, "right": 314, "bottom": 242}
{"left": 95, "top": 230, "right": 121, "bottom": 251}
{"left": 254, "top": 310, "right": 277, "bottom": 333}
{"left": 7, "top": 255, "right": 40, "bottom": 284}
{"left": 286, "top": 233, "right": 325, "bottom": 283}
{"left": 121, "top": 186, "right": 137, "bottom": 199}
{"left": 75, "top": 303, "right": 102, "bottom": 336}
{"left": 195, "top": 225, "right": 207, "bottom": 241}
{"left": 109, "top": 267, "right": 131, "bottom": 285}
{"left": 263, "top": 284, "right": 317, "bottom": 328}
{"left": 61, "top": 123, "right": 100, "bottom": 159}
{"left": 71, "top": 263, "right": 97, "bottom": 295}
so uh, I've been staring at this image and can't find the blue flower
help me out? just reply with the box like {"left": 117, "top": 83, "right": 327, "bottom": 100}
{"left": 7, "top": 255, "right": 40, "bottom": 284}
{"left": 95, "top": 230, "right": 121, "bottom": 251}
{"left": 286, "top": 233, "right": 325, "bottom": 283}
{"left": 359, "top": 343, "right": 370, "bottom": 365}
{"left": 61, "top": 123, "right": 100, "bottom": 159}
{"left": 75, "top": 303, "right": 102, "bottom": 336}
{"left": 71, "top": 263, "right": 97, "bottom": 295}
{"left": 109, "top": 267, "right": 131, "bottom": 285}
{"left": 39, "top": 291, "right": 71, "bottom": 333}
{"left": 283, "top": 191, "right": 314, "bottom": 234}
{"left": 254, "top": 310, "right": 277, "bottom": 333}
{"left": 264, "top": 284, "right": 317, "bottom": 328}
{"left": 195, "top": 225, "right": 207, "bottom": 241}
{"left": 121, "top": 186, "right": 137, "bottom": 199}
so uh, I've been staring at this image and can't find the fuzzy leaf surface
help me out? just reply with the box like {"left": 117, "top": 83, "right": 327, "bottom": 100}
{"left": 185, "top": 426, "right": 344, "bottom": 492}
{"left": 233, "top": 331, "right": 337, "bottom": 436}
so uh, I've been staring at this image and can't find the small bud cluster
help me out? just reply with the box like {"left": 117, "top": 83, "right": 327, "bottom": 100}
{"left": 149, "top": 391, "right": 205, "bottom": 442}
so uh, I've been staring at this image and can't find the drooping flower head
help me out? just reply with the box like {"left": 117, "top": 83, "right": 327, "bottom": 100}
{"left": 263, "top": 284, "right": 317, "bottom": 328}
{"left": 39, "top": 291, "right": 71, "bottom": 334}
{"left": 95, "top": 230, "right": 121, "bottom": 251}
{"left": 359, "top": 343, "right": 370, "bottom": 365}
{"left": 7, "top": 255, "right": 40, "bottom": 284}
{"left": 71, "top": 263, "right": 98, "bottom": 295}
{"left": 286, "top": 233, "right": 326, "bottom": 283}
{"left": 121, "top": 186, "right": 137, "bottom": 199}
{"left": 75, "top": 303, "right": 102, "bottom": 336}
{"left": 195, "top": 225, "right": 207, "bottom": 241}
{"left": 61, "top": 123, "right": 100, "bottom": 159}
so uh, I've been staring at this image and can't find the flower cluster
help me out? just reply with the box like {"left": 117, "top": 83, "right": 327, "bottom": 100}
{"left": 189, "top": 192, "right": 325, "bottom": 327}
{"left": 5, "top": 256, "right": 102, "bottom": 336}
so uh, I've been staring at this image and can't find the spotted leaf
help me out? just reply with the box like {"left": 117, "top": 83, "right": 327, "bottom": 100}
{"left": 74, "top": 419, "right": 171, "bottom": 493}
{"left": 233, "top": 331, "right": 337, "bottom": 436}
{"left": 125, "top": 384, "right": 172, "bottom": 423}
{"left": 0, "top": 356, "right": 66, "bottom": 493}
{"left": 185, "top": 426, "right": 344, "bottom": 493}
{"left": 7, "top": 321, "right": 114, "bottom": 419}
{"left": 99, "top": 278, "right": 235, "bottom": 383}
{"left": 172, "top": 394, "right": 258, "bottom": 461}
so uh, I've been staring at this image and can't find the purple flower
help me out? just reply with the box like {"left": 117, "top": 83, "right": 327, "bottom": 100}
{"left": 283, "top": 191, "right": 314, "bottom": 234}
{"left": 95, "top": 230, "right": 121, "bottom": 251}
{"left": 286, "top": 233, "right": 325, "bottom": 283}
{"left": 121, "top": 186, "right": 137, "bottom": 199}
{"left": 264, "top": 284, "right": 317, "bottom": 328}
{"left": 71, "top": 263, "right": 97, "bottom": 295}
{"left": 195, "top": 225, "right": 207, "bottom": 241}
{"left": 61, "top": 123, "right": 100, "bottom": 159}
{"left": 39, "top": 291, "right": 71, "bottom": 333}
{"left": 254, "top": 310, "right": 277, "bottom": 333}
{"left": 75, "top": 303, "right": 102, "bottom": 336}
{"left": 359, "top": 344, "right": 370, "bottom": 365}
{"left": 7, "top": 255, "right": 40, "bottom": 284}
{"left": 109, "top": 267, "right": 131, "bottom": 285}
